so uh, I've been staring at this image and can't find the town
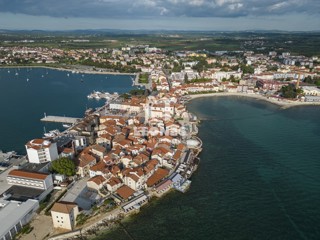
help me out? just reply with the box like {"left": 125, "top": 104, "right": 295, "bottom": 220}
{"left": 0, "top": 41, "right": 320, "bottom": 240}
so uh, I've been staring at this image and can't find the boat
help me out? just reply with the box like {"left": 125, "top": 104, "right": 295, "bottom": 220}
{"left": 0, "top": 150, "right": 17, "bottom": 161}
{"left": 67, "top": 73, "right": 70, "bottom": 77}
{"left": 15, "top": 72, "right": 19, "bottom": 76}
{"left": 62, "top": 123, "right": 72, "bottom": 128}
{"left": 43, "top": 129, "right": 60, "bottom": 138}
{"left": 27, "top": 78, "right": 29, "bottom": 82}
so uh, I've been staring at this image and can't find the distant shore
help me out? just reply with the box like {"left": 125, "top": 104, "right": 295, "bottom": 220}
{"left": 0, "top": 65, "right": 136, "bottom": 76}
{"left": 188, "top": 92, "right": 320, "bottom": 108}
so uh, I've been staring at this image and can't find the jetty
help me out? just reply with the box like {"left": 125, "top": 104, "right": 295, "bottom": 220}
{"left": 41, "top": 115, "right": 80, "bottom": 124}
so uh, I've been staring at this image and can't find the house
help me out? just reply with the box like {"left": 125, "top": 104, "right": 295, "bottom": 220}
{"left": 25, "top": 139, "right": 59, "bottom": 164}
{"left": 116, "top": 185, "right": 135, "bottom": 201}
{"left": 89, "top": 161, "right": 107, "bottom": 178}
{"left": 96, "top": 134, "right": 112, "bottom": 148}
{"left": 144, "top": 159, "right": 159, "bottom": 179}
{"left": 73, "top": 136, "right": 87, "bottom": 152}
{"left": 146, "top": 168, "right": 169, "bottom": 188}
{"left": 51, "top": 201, "right": 79, "bottom": 230}
{"left": 106, "top": 177, "right": 123, "bottom": 192}
{"left": 77, "top": 153, "right": 97, "bottom": 177}
{"left": 90, "top": 145, "right": 106, "bottom": 161}
{"left": 132, "top": 153, "right": 149, "bottom": 167}
{"left": 60, "top": 147, "right": 75, "bottom": 159}
{"left": 87, "top": 175, "right": 107, "bottom": 191}
{"left": 122, "top": 168, "right": 145, "bottom": 191}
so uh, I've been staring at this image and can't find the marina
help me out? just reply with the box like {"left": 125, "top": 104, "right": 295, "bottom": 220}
{"left": 87, "top": 91, "right": 119, "bottom": 100}
{"left": 0, "top": 67, "right": 136, "bottom": 153}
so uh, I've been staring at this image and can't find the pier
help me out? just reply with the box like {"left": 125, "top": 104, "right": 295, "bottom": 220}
{"left": 40, "top": 115, "right": 80, "bottom": 124}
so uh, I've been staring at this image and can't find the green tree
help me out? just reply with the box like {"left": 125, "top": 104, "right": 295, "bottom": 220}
{"left": 240, "top": 64, "right": 254, "bottom": 74}
{"left": 280, "top": 84, "right": 303, "bottom": 99}
{"left": 51, "top": 157, "right": 76, "bottom": 176}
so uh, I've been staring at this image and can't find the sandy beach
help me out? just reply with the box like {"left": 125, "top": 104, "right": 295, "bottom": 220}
{"left": 188, "top": 92, "right": 320, "bottom": 108}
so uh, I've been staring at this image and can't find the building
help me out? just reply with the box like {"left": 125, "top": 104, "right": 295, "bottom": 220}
{"left": 0, "top": 199, "right": 39, "bottom": 240}
{"left": 51, "top": 201, "right": 79, "bottom": 230}
{"left": 7, "top": 169, "right": 53, "bottom": 191}
{"left": 25, "top": 139, "right": 58, "bottom": 164}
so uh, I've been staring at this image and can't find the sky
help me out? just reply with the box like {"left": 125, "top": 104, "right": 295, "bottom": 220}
{"left": 0, "top": 0, "right": 319, "bottom": 31}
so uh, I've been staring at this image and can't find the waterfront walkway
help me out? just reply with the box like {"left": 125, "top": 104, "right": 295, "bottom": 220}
{"left": 40, "top": 116, "right": 80, "bottom": 124}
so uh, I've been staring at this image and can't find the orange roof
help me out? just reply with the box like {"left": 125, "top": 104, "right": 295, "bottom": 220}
{"left": 146, "top": 168, "right": 169, "bottom": 187}
{"left": 90, "top": 161, "right": 106, "bottom": 172}
{"left": 26, "top": 139, "right": 52, "bottom": 150}
{"left": 172, "top": 150, "right": 182, "bottom": 161}
{"left": 51, "top": 201, "right": 78, "bottom": 214}
{"left": 8, "top": 169, "right": 49, "bottom": 180}
{"left": 88, "top": 175, "right": 106, "bottom": 185}
{"left": 79, "top": 153, "right": 96, "bottom": 167}
{"left": 116, "top": 185, "right": 135, "bottom": 200}
{"left": 107, "top": 177, "right": 122, "bottom": 186}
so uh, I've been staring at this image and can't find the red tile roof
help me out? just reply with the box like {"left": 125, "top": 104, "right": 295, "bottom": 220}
{"left": 146, "top": 168, "right": 169, "bottom": 187}
{"left": 8, "top": 169, "right": 49, "bottom": 180}
{"left": 116, "top": 185, "right": 135, "bottom": 200}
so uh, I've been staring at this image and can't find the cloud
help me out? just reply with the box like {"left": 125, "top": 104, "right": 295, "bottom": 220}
{"left": 0, "top": 0, "right": 318, "bottom": 19}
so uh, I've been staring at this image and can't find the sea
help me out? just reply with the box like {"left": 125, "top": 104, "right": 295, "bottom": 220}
{"left": 1, "top": 68, "right": 319, "bottom": 239}
{"left": 0, "top": 67, "right": 136, "bottom": 154}
{"left": 94, "top": 96, "right": 320, "bottom": 240}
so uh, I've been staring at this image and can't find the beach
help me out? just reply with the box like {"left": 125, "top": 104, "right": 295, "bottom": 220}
{"left": 188, "top": 92, "right": 320, "bottom": 108}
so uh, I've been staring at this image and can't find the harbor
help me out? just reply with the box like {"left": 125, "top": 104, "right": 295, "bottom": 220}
{"left": 40, "top": 115, "right": 81, "bottom": 124}
{"left": 87, "top": 91, "right": 119, "bottom": 100}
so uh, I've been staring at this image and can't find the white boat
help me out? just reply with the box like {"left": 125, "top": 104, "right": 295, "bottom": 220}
{"left": 62, "top": 123, "right": 72, "bottom": 128}
{"left": 15, "top": 72, "right": 19, "bottom": 76}
{"left": 44, "top": 129, "right": 60, "bottom": 138}
{"left": 27, "top": 78, "right": 29, "bottom": 82}
{"left": 67, "top": 73, "right": 70, "bottom": 77}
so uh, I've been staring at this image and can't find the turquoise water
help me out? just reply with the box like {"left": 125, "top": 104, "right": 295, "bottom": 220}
{"left": 95, "top": 96, "right": 320, "bottom": 240}
{"left": 0, "top": 67, "right": 135, "bottom": 153}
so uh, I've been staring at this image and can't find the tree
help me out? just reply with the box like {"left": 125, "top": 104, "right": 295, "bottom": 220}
{"left": 240, "top": 64, "right": 254, "bottom": 74}
{"left": 280, "top": 84, "right": 303, "bottom": 99}
{"left": 51, "top": 157, "right": 76, "bottom": 176}
{"left": 184, "top": 73, "right": 188, "bottom": 83}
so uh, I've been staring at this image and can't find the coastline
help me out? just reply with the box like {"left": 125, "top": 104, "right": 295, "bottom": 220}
{"left": 0, "top": 65, "right": 136, "bottom": 76}
{"left": 188, "top": 92, "right": 320, "bottom": 109}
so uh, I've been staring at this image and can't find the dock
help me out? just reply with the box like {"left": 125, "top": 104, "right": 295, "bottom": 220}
{"left": 40, "top": 116, "right": 80, "bottom": 124}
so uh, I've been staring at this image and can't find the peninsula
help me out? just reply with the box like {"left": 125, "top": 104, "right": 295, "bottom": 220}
{"left": 0, "top": 33, "right": 320, "bottom": 240}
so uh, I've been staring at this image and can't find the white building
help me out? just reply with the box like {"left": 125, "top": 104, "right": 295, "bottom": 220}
{"left": 0, "top": 199, "right": 39, "bottom": 240}
{"left": 7, "top": 170, "right": 53, "bottom": 191}
{"left": 51, "top": 202, "right": 79, "bottom": 230}
{"left": 302, "top": 86, "right": 320, "bottom": 96}
{"left": 25, "top": 139, "right": 58, "bottom": 164}
{"left": 73, "top": 136, "right": 88, "bottom": 151}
